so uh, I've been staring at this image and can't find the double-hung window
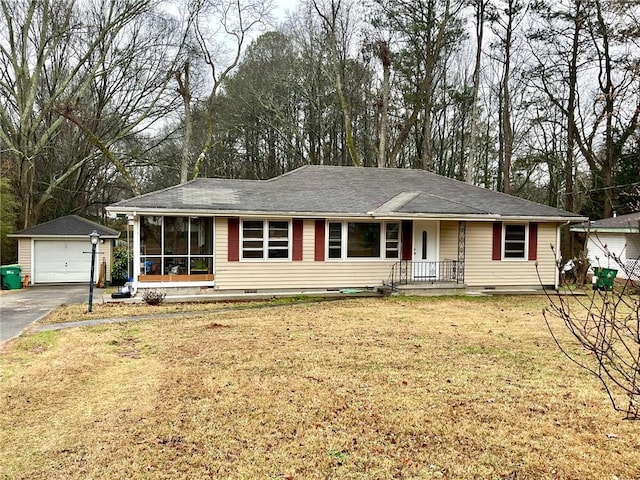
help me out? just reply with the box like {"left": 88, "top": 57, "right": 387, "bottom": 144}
{"left": 385, "top": 223, "right": 400, "bottom": 259}
{"left": 242, "top": 220, "right": 290, "bottom": 260}
{"left": 327, "top": 221, "right": 399, "bottom": 260}
{"left": 503, "top": 224, "right": 527, "bottom": 259}
{"left": 328, "top": 222, "right": 342, "bottom": 259}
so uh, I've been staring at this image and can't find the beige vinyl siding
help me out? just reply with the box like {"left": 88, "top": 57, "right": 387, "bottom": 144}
{"left": 463, "top": 222, "right": 558, "bottom": 287}
{"left": 214, "top": 218, "right": 395, "bottom": 290}
{"left": 17, "top": 239, "right": 32, "bottom": 281}
{"left": 214, "top": 218, "right": 559, "bottom": 290}
{"left": 100, "top": 240, "right": 114, "bottom": 283}
{"left": 439, "top": 221, "right": 458, "bottom": 261}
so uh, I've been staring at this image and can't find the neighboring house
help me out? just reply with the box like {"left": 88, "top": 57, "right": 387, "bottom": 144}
{"left": 9, "top": 215, "right": 121, "bottom": 285}
{"left": 571, "top": 212, "right": 640, "bottom": 280}
{"left": 105, "top": 165, "right": 586, "bottom": 294}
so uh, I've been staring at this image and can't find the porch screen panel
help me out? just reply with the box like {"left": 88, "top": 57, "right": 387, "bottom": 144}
{"left": 190, "top": 217, "right": 214, "bottom": 274}
{"left": 164, "top": 216, "right": 188, "bottom": 255}
{"left": 190, "top": 217, "right": 213, "bottom": 255}
{"left": 140, "top": 216, "right": 214, "bottom": 275}
{"left": 140, "top": 216, "right": 162, "bottom": 274}
{"left": 141, "top": 216, "right": 162, "bottom": 255}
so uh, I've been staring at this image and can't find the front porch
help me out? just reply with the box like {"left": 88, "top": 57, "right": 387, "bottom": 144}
{"left": 384, "top": 260, "right": 466, "bottom": 296}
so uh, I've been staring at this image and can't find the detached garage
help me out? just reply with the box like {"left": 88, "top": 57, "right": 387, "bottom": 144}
{"left": 9, "top": 215, "right": 120, "bottom": 285}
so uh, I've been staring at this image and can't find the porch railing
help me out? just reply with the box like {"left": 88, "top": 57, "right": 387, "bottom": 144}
{"left": 387, "top": 260, "right": 464, "bottom": 290}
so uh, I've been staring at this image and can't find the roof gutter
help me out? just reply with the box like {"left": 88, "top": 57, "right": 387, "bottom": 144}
{"left": 8, "top": 233, "right": 121, "bottom": 239}
{"left": 106, "top": 206, "right": 586, "bottom": 224}
{"left": 571, "top": 227, "right": 639, "bottom": 234}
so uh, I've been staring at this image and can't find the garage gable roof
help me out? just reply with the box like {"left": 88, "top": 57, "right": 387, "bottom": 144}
{"left": 9, "top": 215, "right": 120, "bottom": 238}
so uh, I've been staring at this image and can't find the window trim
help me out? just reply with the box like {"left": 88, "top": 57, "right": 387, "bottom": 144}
{"left": 502, "top": 223, "right": 529, "bottom": 261}
{"left": 140, "top": 215, "right": 215, "bottom": 274}
{"left": 240, "top": 219, "right": 292, "bottom": 261}
{"left": 385, "top": 222, "right": 400, "bottom": 260}
{"left": 325, "top": 220, "right": 400, "bottom": 261}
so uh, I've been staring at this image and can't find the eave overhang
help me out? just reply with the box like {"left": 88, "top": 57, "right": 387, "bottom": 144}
{"left": 8, "top": 233, "right": 121, "bottom": 239}
{"left": 571, "top": 226, "right": 639, "bottom": 234}
{"left": 106, "top": 205, "right": 586, "bottom": 224}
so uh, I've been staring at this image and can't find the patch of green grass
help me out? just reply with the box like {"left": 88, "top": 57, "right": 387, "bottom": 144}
{"left": 462, "top": 345, "right": 506, "bottom": 356}
{"left": 106, "top": 325, "right": 156, "bottom": 359}
{"left": 17, "top": 330, "right": 58, "bottom": 353}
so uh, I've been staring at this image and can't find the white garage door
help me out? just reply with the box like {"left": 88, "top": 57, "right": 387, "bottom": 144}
{"left": 34, "top": 240, "right": 94, "bottom": 283}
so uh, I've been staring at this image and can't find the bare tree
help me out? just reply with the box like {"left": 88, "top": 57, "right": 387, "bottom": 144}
{"left": 372, "top": 0, "right": 466, "bottom": 170}
{"left": 366, "top": 39, "right": 392, "bottom": 168}
{"left": 312, "top": 0, "right": 361, "bottom": 167}
{"left": 490, "top": 0, "right": 527, "bottom": 194}
{"left": 0, "top": 0, "right": 181, "bottom": 226}
{"left": 529, "top": 0, "right": 640, "bottom": 219}
{"left": 182, "top": 0, "right": 269, "bottom": 182}
{"left": 541, "top": 243, "right": 640, "bottom": 420}
{"left": 465, "top": 0, "right": 489, "bottom": 184}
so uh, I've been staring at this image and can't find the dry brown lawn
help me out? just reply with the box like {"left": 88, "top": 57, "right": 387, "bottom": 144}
{"left": 1, "top": 295, "right": 639, "bottom": 479}
{"left": 37, "top": 299, "right": 245, "bottom": 325}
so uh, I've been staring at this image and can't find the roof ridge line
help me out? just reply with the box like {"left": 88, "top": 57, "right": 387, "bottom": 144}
{"left": 368, "top": 191, "right": 422, "bottom": 214}
{"left": 422, "top": 192, "right": 492, "bottom": 215}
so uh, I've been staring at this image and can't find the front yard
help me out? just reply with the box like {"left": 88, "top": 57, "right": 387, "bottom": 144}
{"left": 1, "top": 296, "right": 638, "bottom": 479}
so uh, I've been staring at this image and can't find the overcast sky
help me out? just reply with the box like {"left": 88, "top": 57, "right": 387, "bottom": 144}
{"left": 274, "top": 0, "right": 299, "bottom": 19}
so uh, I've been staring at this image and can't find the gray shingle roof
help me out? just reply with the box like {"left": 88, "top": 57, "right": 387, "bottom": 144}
{"left": 10, "top": 215, "right": 121, "bottom": 238}
{"left": 107, "top": 165, "right": 584, "bottom": 220}
{"left": 571, "top": 212, "right": 640, "bottom": 233}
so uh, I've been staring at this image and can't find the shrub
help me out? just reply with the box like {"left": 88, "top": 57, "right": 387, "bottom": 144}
{"left": 142, "top": 290, "right": 166, "bottom": 306}
{"left": 111, "top": 245, "right": 129, "bottom": 287}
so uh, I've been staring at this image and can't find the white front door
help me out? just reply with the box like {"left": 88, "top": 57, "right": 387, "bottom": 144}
{"left": 413, "top": 221, "right": 439, "bottom": 279}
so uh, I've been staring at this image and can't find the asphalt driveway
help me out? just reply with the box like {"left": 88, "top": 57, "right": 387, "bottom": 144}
{"left": 0, "top": 285, "right": 96, "bottom": 344}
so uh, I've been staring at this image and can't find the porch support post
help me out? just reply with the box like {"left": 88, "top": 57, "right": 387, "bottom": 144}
{"left": 458, "top": 221, "right": 466, "bottom": 283}
{"left": 132, "top": 215, "right": 141, "bottom": 284}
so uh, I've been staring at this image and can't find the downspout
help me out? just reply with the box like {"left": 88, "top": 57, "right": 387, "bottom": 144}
{"left": 132, "top": 212, "right": 141, "bottom": 288}
{"left": 555, "top": 221, "right": 570, "bottom": 290}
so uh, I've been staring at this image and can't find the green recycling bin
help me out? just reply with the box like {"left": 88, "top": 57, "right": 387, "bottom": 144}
{"left": 0, "top": 264, "right": 22, "bottom": 290}
{"left": 592, "top": 267, "right": 617, "bottom": 291}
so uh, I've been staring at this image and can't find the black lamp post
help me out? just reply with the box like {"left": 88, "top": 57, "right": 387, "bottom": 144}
{"left": 88, "top": 229, "right": 100, "bottom": 312}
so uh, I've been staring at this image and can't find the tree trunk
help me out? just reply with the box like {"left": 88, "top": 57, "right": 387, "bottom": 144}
{"left": 500, "top": 0, "right": 515, "bottom": 195}
{"left": 466, "top": 0, "right": 486, "bottom": 184}
{"left": 176, "top": 62, "right": 192, "bottom": 185}
{"left": 376, "top": 41, "right": 391, "bottom": 168}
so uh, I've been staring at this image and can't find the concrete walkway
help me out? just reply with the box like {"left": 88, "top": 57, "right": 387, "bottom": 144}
{"left": 0, "top": 285, "right": 99, "bottom": 343}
